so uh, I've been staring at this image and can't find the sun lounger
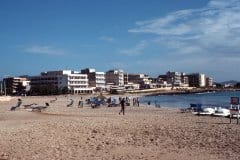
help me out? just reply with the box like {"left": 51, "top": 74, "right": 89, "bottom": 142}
{"left": 31, "top": 103, "right": 49, "bottom": 112}
{"left": 10, "top": 99, "right": 22, "bottom": 111}
{"left": 23, "top": 103, "right": 38, "bottom": 109}
{"left": 180, "top": 107, "right": 192, "bottom": 113}
{"left": 67, "top": 99, "right": 74, "bottom": 107}
{"left": 190, "top": 104, "right": 202, "bottom": 115}
{"left": 50, "top": 97, "right": 57, "bottom": 103}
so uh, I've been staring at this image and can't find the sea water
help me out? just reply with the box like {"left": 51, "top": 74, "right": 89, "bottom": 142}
{"left": 139, "top": 91, "right": 240, "bottom": 108}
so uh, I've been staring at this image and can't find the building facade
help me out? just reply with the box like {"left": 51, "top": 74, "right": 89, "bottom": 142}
{"left": 3, "top": 77, "right": 30, "bottom": 95}
{"left": 158, "top": 71, "right": 189, "bottom": 87}
{"left": 187, "top": 73, "right": 206, "bottom": 88}
{"left": 125, "top": 73, "right": 152, "bottom": 89}
{"left": 81, "top": 68, "right": 105, "bottom": 90}
{"left": 105, "top": 69, "right": 124, "bottom": 86}
{"left": 30, "top": 70, "right": 93, "bottom": 94}
{"left": 206, "top": 77, "right": 214, "bottom": 87}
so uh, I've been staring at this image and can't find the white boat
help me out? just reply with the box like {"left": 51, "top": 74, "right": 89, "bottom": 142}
{"left": 199, "top": 107, "right": 215, "bottom": 115}
{"left": 192, "top": 107, "right": 215, "bottom": 115}
{"left": 213, "top": 107, "right": 230, "bottom": 117}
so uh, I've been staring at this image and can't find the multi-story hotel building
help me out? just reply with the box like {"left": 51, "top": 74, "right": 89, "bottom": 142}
{"left": 30, "top": 70, "right": 93, "bottom": 94}
{"left": 81, "top": 68, "right": 105, "bottom": 90}
{"left": 105, "top": 69, "right": 124, "bottom": 86}
{"left": 158, "top": 71, "right": 189, "bottom": 87}
{"left": 124, "top": 73, "right": 152, "bottom": 89}
{"left": 3, "top": 77, "right": 30, "bottom": 95}
{"left": 187, "top": 73, "right": 206, "bottom": 88}
{"left": 206, "top": 77, "right": 214, "bottom": 87}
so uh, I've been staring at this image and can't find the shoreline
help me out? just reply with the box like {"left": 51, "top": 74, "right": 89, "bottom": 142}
{"left": 126, "top": 88, "right": 240, "bottom": 96}
{"left": 1, "top": 88, "right": 240, "bottom": 99}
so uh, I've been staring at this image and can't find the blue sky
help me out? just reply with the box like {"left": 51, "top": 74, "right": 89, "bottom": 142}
{"left": 0, "top": 0, "right": 240, "bottom": 82}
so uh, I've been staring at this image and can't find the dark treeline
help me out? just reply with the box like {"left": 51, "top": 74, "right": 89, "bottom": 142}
{"left": 29, "top": 85, "right": 69, "bottom": 96}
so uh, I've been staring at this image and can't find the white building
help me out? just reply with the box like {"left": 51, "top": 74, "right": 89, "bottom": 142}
{"left": 30, "top": 70, "right": 93, "bottom": 94}
{"left": 81, "top": 68, "right": 105, "bottom": 90}
{"left": 125, "top": 73, "right": 152, "bottom": 89}
{"left": 105, "top": 69, "right": 124, "bottom": 86}
{"left": 95, "top": 72, "right": 105, "bottom": 89}
{"left": 199, "top": 74, "right": 206, "bottom": 87}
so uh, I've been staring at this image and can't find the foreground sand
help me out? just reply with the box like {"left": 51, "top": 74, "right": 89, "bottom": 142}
{"left": 1, "top": 96, "right": 240, "bottom": 160}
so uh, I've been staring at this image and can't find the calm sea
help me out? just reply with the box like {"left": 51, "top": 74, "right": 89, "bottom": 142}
{"left": 139, "top": 91, "right": 240, "bottom": 108}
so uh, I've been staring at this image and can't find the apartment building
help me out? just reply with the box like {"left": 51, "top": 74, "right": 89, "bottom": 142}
{"left": 3, "top": 77, "right": 30, "bottom": 95}
{"left": 158, "top": 71, "right": 189, "bottom": 87}
{"left": 105, "top": 69, "right": 124, "bottom": 86}
{"left": 187, "top": 73, "right": 206, "bottom": 88}
{"left": 206, "top": 77, "right": 214, "bottom": 87}
{"left": 30, "top": 70, "right": 93, "bottom": 94}
{"left": 125, "top": 73, "right": 152, "bottom": 89}
{"left": 81, "top": 68, "right": 105, "bottom": 90}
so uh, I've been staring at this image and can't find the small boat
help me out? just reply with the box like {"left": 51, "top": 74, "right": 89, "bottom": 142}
{"left": 213, "top": 107, "right": 230, "bottom": 117}
{"left": 197, "top": 107, "right": 215, "bottom": 115}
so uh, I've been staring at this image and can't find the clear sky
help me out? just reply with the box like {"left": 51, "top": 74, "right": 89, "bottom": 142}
{"left": 0, "top": 0, "right": 239, "bottom": 82}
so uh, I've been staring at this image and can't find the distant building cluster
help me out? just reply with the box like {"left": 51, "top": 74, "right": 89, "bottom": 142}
{"left": 157, "top": 71, "right": 213, "bottom": 88}
{"left": 0, "top": 68, "right": 213, "bottom": 95}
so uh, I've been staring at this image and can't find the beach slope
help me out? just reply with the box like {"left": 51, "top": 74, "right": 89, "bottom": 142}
{"left": 0, "top": 96, "right": 240, "bottom": 160}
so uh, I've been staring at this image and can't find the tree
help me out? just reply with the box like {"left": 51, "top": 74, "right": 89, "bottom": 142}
{"left": 30, "top": 84, "right": 59, "bottom": 95}
{"left": 215, "top": 83, "right": 223, "bottom": 88}
{"left": 61, "top": 86, "right": 69, "bottom": 94}
{"left": 235, "top": 83, "right": 240, "bottom": 88}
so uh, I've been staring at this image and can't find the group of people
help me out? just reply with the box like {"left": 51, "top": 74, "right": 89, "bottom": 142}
{"left": 76, "top": 95, "right": 140, "bottom": 115}
{"left": 118, "top": 96, "right": 140, "bottom": 115}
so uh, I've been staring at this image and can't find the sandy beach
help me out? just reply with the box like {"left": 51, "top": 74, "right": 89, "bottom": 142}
{"left": 1, "top": 95, "right": 240, "bottom": 160}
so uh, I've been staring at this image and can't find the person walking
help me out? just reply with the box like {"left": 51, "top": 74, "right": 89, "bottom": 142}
{"left": 119, "top": 98, "right": 125, "bottom": 115}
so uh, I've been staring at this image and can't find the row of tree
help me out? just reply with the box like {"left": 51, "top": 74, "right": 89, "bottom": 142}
{"left": 214, "top": 83, "right": 240, "bottom": 88}
{"left": 28, "top": 85, "right": 69, "bottom": 96}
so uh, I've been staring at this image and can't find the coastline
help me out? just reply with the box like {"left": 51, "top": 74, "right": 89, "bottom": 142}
{"left": 126, "top": 88, "right": 240, "bottom": 96}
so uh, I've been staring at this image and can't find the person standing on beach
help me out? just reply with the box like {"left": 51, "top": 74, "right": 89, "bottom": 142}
{"left": 119, "top": 98, "right": 125, "bottom": 115}
{"left": 136, "top": 97, "right": 139, "bottom": 107}
{"left": 78, "top": 97, "right": 83, "bottom": 108}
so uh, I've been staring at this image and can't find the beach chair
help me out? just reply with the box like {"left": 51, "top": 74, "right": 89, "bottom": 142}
{"left": 10, "top": 99, "right": 22, "bottom": 111}
{"left": 23, "top": 103, "right": 38, "bottom": 109}
{"left": 31, "top": 103, "right": 49, "bottom": 112}
{"left": 91, "top": 99, "right": 99, "bottom": 108}
{"left": 180, "top": 107, "right": 192, "bottom": 113}
{"left": 67, "top": 99, "right": 74, "bottom": 107}
{"left": 181, "top": 104, "right": 195, "bottom": 113}
{"left": 50, "top": 97, "right": 57, "bottom": 103}
{"left": 229, "top": 105, "right": 240, "bottom": 124}
{"left": 191, "top": 104, "right": 202, "bottom": 115}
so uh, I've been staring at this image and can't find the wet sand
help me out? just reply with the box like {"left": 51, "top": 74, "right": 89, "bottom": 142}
{"left": 1, "top": 95, "right": 240, "bottom": 160}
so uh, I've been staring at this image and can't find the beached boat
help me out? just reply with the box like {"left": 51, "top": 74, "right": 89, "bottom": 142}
{"left": 196, "top": 107, "right": 215, "bottom": 115}
{"left": 213, "top": 107, "right": 230, "bottom": 117}
{"left": 189, "top": 103, "right": 214, "bottom": 115}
